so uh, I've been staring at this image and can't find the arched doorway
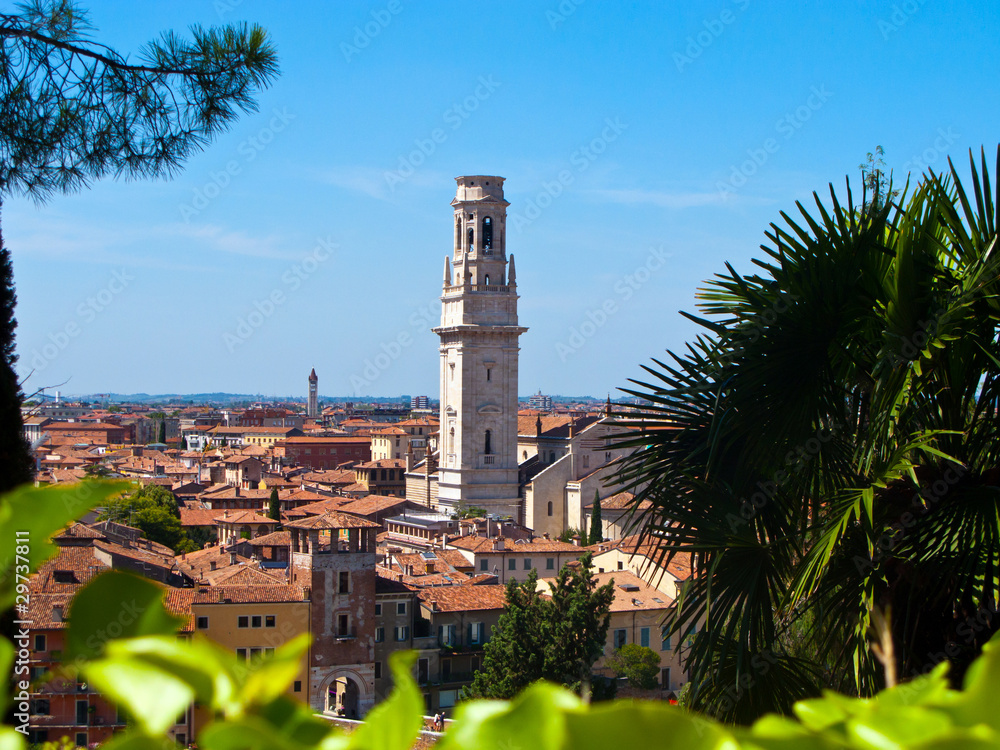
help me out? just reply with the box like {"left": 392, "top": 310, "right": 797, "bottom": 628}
{"left": 327, "top": 675, "right": 360, "bottom": 719}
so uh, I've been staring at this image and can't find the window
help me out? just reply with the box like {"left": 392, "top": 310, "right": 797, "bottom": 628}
{"left": 546, "top": 557, "right": 555, "bottom": 570}
{"left": 614, "top": 629, "right": 627, "bottom": 649}
{"left": 486, "top": 366, "right": 491, "bottom": 381}
{"left": 76, "top": 700, "right": 88, "bottom": 725}
{"left": 482, "top": 216, "right": 493, "bottom": 249}
{"left": 196, "top": 616, "right": 209, "bottom": 630}
{"left": 471, "top": 656, "right": 481, "bottom": 673}
{"left": 176, "top": 735, "right": 186, "bottom": 747}
{"left": 33, "top": 635, "right": 45, "bottom": 652}
{"left": 397, "top": 602, "right": 407, "bottom": 615}
{"left": 508, "top": 558, "right": 516, "bottom": 570}
{"left": 337, "top": 614, "right": 350, "bottom": 637}
{"left": 547, "top": 501, "right": 553, "bottom": 517}
{"left": 661, "top": 627, "right": 672, "bottom": 651}
{"left": 523, "top": 558, "right": 531, "bottom": 570}
{"left": 251, "top": 615, "right": 262, "bottom": 628}
{"left": 265, "top": 615, "right": 275, "bottom": 628}
{"left": 250, "top": 648, "right": 261, "bottom": 659}
{"left": 339, "top": 571, "right": 350, "bottom": 594}
{"left": 618, "top": 561, "right": 624, "bottom": 571}
{"left": 237, "top": 647, "right": 247, "bottom": 660}
{"left": 641, "top": 627, "right": 650, "bottom": 648}
{"left": 442, "top": 658, "right": 452, "bottom": 679}
{"left": 467, "top": 226, "right": 474, "bottom": 251}
{"left": 583, "top": 454, "right": 589, "bottom": 469}
{"left": 395, "top": 626, "right": 410, "bottom": 642}
{"left": 264, "top": 647, "right": 274, "bottom": 657}
{"left": 293, "top": 681, "right": 302, "bottom": 693}
{"left": 31, "top": 699, "right": 49, "bottom": 716}
{"left": 484, "top": 429, "right": 492, "bottom": 455}
{"left": 238, "top": 616, "right": 249, "bottom": 628}
{"left": 661, "top": 667, "right": 672, "bottom": 690}
{"left": 375, "top": 627, "right": 385, "bottom": 643}
{"left": 75, "top": 733, "right": 87, "bottom": 747}
{"left": 374, "top": 603, "right": 382, "bottom": 616}
{"left": 469, "top": 622, "right": 483, "bottom": 644}
{"left": 374, "top": 662, "right": 382, "bottom": 679}
{"left": 54, "top": 570, "right": 75, "bottom": 584}
{"left": 439, "top": 624, "right": 456, "bottom": 647}
{"left": 480, "top": 558, "right": 488, "bottom": 572}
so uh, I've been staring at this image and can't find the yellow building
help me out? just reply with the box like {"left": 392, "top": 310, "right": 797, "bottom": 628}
{"left": 189, "top": 584, "right": 311, "bottom": 733}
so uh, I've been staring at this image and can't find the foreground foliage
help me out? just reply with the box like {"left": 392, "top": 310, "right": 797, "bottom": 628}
{"left": 5, "top": 483, "right": 1000, "bottom": 749}
{"left": 613, "top": 147, "right": 1000, "bottom": 721}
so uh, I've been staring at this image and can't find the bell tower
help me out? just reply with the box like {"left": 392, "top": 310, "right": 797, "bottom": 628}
{"left": 433, "top": 176, "right": 526, "bottom": 516}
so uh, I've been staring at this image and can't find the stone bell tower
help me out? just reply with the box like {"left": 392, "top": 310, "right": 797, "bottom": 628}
{"left": 432, "top": 176, "right": 526, "bottom": 516}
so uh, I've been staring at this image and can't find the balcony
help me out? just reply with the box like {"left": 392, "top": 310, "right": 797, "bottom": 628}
{"left": 481, "top": 454, "right": 496, "bottom": 465}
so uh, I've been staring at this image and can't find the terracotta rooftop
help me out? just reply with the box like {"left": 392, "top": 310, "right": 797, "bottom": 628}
{"left": 248, "top": 530, "right": 291, "bottom": 546}
{"left": 284, "top": 511, "right": 381, "bottom": 530}
{"left": 415, "top": 584, "right": 507, "bottom": 613}
{"left": 447, "top": 534, "right": 582, "bottom": 554}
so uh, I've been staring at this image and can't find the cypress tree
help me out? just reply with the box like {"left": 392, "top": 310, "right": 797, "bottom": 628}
{"left": 0, "top": 228, "right": 32, "bottom": 493}
{"left": 268, "top": 487, "right": 280, "bottom": 523}
{"left": 589, "top": 490, "right": 603, "bottom": 545}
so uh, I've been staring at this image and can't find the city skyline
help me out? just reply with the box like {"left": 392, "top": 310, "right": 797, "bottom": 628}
{"left": 8, "top": 1, "right": 999, "bottom": 397}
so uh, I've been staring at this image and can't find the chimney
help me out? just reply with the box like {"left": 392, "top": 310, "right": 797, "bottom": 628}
{"left": 144, "top": 540, "right": 152, "bottom": 550}
{"left": 224, "top": 510, "right": 229, "bottom": 519}
{"left": 234, "top": 485, "right": 240, "bottom": 497}
{"left": 493, "top": 537, "right": 504, "bottom": 552}
{"left": 571, "top": 534, "right": 581, "bottom": 547}
{"left": 543, "top": 532, "right": 550, "bottom": 541}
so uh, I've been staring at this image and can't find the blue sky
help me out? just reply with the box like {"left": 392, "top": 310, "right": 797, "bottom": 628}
{"left": 8, "top": 0, "right": 999, "bottom": 400}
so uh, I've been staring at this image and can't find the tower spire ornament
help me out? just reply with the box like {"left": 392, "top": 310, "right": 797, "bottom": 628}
{"left": 432, "top": 176, "right": 526, "bottom": 517}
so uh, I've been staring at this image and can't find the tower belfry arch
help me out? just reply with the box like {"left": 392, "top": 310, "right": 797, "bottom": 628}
{"left": 432, "top": 176, "right": 526, "bottom": 517}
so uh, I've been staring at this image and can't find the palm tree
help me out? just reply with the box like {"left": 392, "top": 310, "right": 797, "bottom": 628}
{"left": 612, "top": 147, "right": 1000, "bottom": 723}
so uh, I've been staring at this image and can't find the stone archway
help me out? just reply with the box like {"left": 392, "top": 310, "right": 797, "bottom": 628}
{"left": 320, "top": 669, "right": 371, "bottom": 720}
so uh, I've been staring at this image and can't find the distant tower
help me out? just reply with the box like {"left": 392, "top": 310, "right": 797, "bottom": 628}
{"left": 307, "top": 368, "right": 318, "bottom": 418}
{"left": 432, "top": 176, "right": 526, "bottom": 516}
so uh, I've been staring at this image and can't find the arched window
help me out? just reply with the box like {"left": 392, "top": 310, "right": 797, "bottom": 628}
{"left": 482, "top": 216, "right": 493, "bottom": 250}
{"left": 523, "top": 450, "right": 528, "bottom": 460}
{"left": 467, "top": 227, "right": 474, "bottom": 251}
{"left": 547, "top": 501, "right": 553, "bottom": 517}
{"left": 484, "top": 274, "right": 490, "bottom": 286}
{"left": 484, "top": 429, "right": 492, "bottom": 455}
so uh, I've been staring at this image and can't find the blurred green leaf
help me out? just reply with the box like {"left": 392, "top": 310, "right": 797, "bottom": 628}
{"left": 0, "top": 727, "right": 26, "bottom": 750}
{"left": 241, "top": 634, "right": 310, "bottom": 707}
{"left": 66, "top": 570, "right": 184, "bottom": 659}
{"left": 0, "top": 481, "right": 126, "bottom": 609}
{"left": 344, "top": 650, "right": 422, "bottom": 750}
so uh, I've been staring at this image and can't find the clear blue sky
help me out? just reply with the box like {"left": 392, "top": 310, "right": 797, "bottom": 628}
{"left": 9, "top": 0, "right": 1000, "bottom": 400}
